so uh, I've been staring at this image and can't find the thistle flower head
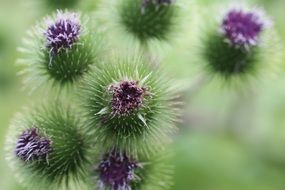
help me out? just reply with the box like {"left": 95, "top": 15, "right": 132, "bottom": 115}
{"left": 81, "top": 56, "right": 178, "bottom": 157}
{"left": 97, "top": 151, "right": 139, "bottom": 190}
{"left": 6, "top": 104, "right": 91, "bottom": 189}
{"left": 18, "top": 10, "right": 103, "bottom": 91}
{"left": 45, "top": 10, "right": 81, "bottom": 53}
{"left": 108, "top": 80, "right": 146, "bottom": 116}
{"left": 201, "top": 5, "right": 280, "bottom": 84}
{"left": 15, "top": 127, "right": 52, "bottom": 162}
{"left": 221, "top": 8, "right": 266, "bottom": 49}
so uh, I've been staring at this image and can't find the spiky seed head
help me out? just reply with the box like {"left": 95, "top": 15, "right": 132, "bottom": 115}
{"left": 97, "top": 151, "right": 140, "bottom": 190}
{"left": 109, "top": 80, "right": 146, "bottom": 116}
{"left": 221, "top": 8, "right": 265, "bottom": 49}
{"left": 119, "top": 0, "right": 178, "bottom": 43}
{"left": 45, "top": 10, "right": 81, "bottom": 53}
{"left": 15, "top": 127, "right": 52, "bottom": 162}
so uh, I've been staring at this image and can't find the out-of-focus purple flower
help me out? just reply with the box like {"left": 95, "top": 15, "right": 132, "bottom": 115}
{"left": 45, "top": 11, "right": 81, "bottom": 53}
{"left": 97, "top": 151, "right": 140, "bottom": 190}
{"left": 15, "top": 127, "right": 52, "bottom": 162}
{"left": 221, "top": 8, "right": 267, "bottom": 49}
{"left": 108, "top": 80, "right": 146, "bottom": 116}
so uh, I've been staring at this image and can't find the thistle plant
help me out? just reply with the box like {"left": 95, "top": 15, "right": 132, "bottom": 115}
{"left": 5, "top": 1, "right": 282, "bottom": 190}
{"left": 17, "top": 10, "right": 102, "bottom": 92}
{"left": 6, "top": 5, "right": 179, "bottom": 190}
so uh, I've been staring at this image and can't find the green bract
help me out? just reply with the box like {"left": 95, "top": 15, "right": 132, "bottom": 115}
{"left": 80, "top": 55, "right": 178, "bottom": 157}
{"left": 5, "top": 103, "right": 91, "bottom": 190}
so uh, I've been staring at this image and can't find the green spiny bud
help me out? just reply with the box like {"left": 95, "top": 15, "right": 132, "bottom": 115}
{"left": 80, "top": 55, "right": 178, "bottom": 157}
{"left": 118, "top": 0, "right": 178, "bottom": 43}
{"left": 17, "top": 10, "right": 103, "bottom": 92}
{"left": 5, "top": 103, "right": 91, "bottom": 190}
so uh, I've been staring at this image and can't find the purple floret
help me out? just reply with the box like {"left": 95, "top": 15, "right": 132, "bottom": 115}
{"left": 97, "top": 151, "right": 140, "bottom": 190}
{"left": 45, "top": 11, "right": 81, "bottom": 53}
{"left": 108, "top": 80, "right": 146, "bottom": 116}
{"left": 221, "top": 8, "right": 265, "bottom": 49}
{"left": 15, "top": 127, "right": 52, "bottom": 162}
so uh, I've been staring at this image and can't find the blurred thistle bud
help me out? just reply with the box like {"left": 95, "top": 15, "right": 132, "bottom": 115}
{"left": 17, "top": 10, "right": 103, "bottom": 92}
{"left": 80, "top": 55, "right": 179, "bottom": 157}
{"left": 92, "top": 149, "right": 173, "bottom": 190}
{"left": 118, "top": 0, "right": 178, "bottom": 43}
{"left": 96, "top": 150, "right": 140, "bottom": 190}
{"left": 5, "top": 103, "right": 91, "bottom": 189}
{"left": 200, "top": 4, "right": 281, "bottom": 83}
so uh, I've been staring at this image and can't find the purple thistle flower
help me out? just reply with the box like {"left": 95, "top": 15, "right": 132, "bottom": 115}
{"left": 221, "top": 8, "right": 266, "bottom": 49}
{"left": 45, "top": 11, "right": 81, "bottom": 53}
{"left": 108, "top": 80, "right": 146, "bottom": 116}
{"left": 15, "top": 127, "right": 52, "bottom": 162}
{"left": 97, "top": 151, "right": 140, "bottom": 190}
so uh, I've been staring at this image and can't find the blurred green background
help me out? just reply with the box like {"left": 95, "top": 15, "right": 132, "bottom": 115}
{"left": 1, "top": 0, "right": 285, "bottom": 189}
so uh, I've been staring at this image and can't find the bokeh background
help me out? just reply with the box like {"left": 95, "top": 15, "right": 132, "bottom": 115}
{"left": 1, "top": 0, "right": 285, "bottom": 189}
